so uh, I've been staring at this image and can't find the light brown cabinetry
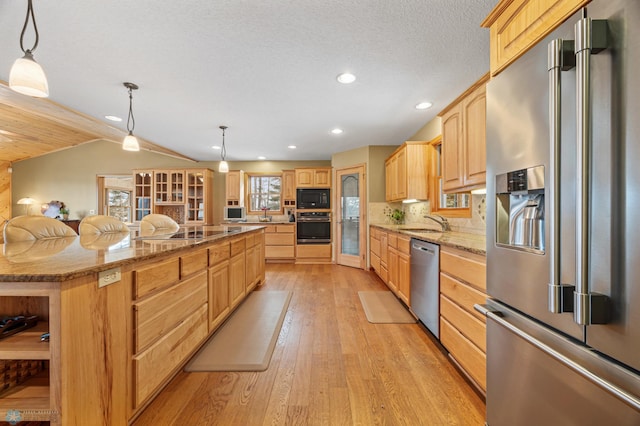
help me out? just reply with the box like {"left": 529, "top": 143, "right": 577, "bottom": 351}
{"left": 282, "top": 170, "right": 296, "bottom": 208}
{"left": 369, "top": 226, "right": 411, "bottom": 305}
{"left": 265, "top": 224, "right": 295, "bottom": 261}
{"left": 439, "top": 75, "right": 488, "bottom": 192}
{"left": 295, "top": 167, "right": 332, "bottom": 188}
{"left": 229, "top": 237, "right": 246, "bottom": 308}
{"left": 134, "top": 168, "right": 214, "bottom": 225}
{"left": 245, "top": 231, "right": 265, "bottom": 293}
{"left": 154, "top": 170, "right": 185, "bottom": 204}
{"left": 385, "top": 142, "right": 430, "bottom": 202}
{"left": 482, "top": 0, "right": 590, "bottom": 76}
{"left": 439, "top": 246, "right": 487, "bottom": 393}
{"left": 225, "top": 170, "right": 244, "bottom": 206}
{"left": 208, "top": 242, "right": 230, "bottom": 331}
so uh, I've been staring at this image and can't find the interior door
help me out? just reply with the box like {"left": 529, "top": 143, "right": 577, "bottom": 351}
{"left": 336, "top": 165, "right": 366, "bottom": 268}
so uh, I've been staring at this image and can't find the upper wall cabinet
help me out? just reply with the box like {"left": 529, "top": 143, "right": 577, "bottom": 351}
{"left": 295, "top": 167, "right": 332, "bottom": 188}
{"left": 225, "top": 170, "right": 245, "bottom": 206}
{"left": 385, "top": 141, "right": 430, "bottom": 202}
{"left": 481, "top": 0, "right": 590, "bottom": 76}
{"left": 282, "top": 170, "right": 296, "bottom": 208}
{"left": 439, "top": 74, "right": 489, "bottom": 193}
{"left": 133, "top": 168, "right": 214, "bottom": 224}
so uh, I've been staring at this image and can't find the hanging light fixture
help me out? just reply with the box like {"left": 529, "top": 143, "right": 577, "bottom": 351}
{"left": 9, "top": 0, "right": 49, "bottom": 97}
{"left": 219, "top": 125, "right": 229, "bottom": 173}
{"left": 122, "top": 82, "right": 140, "bottom": 151}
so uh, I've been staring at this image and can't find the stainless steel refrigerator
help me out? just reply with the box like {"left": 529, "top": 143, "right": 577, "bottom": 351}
{"left": 480, "top": 0, "right": 640, "bottom": 423}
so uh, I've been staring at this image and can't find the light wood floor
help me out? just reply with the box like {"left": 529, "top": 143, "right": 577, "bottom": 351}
{"left": 133, "top": 264, "right": 486, "bottom": 425}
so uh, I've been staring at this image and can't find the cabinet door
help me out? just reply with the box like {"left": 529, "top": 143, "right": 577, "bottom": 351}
{"left": 134, "top": 171, "right": 153, "bottom": 221}
{"left": 442, "top": 104, "right": 464, "bottom": 191}
{"left": 229, "top": 253, "right": 246, "bottom": 308}
{"left": 387, "top": 247, "right": 399, "bottom": 293}
{"left": 282, "top": 170, "right": 296, "bottom": 205}
{"left": 295, "top": 169, "right": 314, "bottom": 187}
{"left": 209, "top": 260, "right": 230, "bottom": 330}
{"left": 313, "top": 169, "right": 331, "bottom": 187}
{"left": 225, "top": 170, "right": 243, "bottom": 205}
{"left": 154, "top": 171, "right": 169, "bottom": 203}
{"left": 170, "top": 171, "right": 184, "bottom": 203}
{"left": 395, "top": 148, "right": 407, "bottom": 199}
{"left": 186, "top": 170, "right": 206, "bottom": 223}
{"left": 397, "top": 252, "right": 411, "bottom": 305}
{"left": 385, "top": 159, "right": 394, "bottom": 202}
{"left": 463, "top": 84, "right": 486, "bottom": 187}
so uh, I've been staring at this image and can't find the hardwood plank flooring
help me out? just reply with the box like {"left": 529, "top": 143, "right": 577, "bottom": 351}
{"left": 133, "top": 264, "right": 486, "bottom": 425}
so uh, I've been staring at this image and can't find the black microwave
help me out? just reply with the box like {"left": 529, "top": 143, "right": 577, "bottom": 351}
{"left": 296, "top": 188, "right": 330, "bottom": 209}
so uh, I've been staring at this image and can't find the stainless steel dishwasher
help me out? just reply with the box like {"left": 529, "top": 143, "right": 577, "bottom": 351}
{"left": 410, "top": 239, "right": 440, "bottom": 338}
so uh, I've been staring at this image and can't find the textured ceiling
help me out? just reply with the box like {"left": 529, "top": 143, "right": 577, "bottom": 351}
{"left": 0, "top": 0, "right": 494, "bottom": 162}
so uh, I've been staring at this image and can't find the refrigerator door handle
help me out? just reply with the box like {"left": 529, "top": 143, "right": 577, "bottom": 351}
{"left": 474, "top": 304, "right": 640, "bottom": 412}
{"left": 574, "top": 18, "right": 611, "bottom": 325}
{"left": 547, "top": 38, "right": 575, "bottom": 314}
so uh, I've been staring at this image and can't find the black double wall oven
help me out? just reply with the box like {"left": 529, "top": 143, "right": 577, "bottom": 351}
{"left": 296, "top": 188, "right": 330, "bottom": 244}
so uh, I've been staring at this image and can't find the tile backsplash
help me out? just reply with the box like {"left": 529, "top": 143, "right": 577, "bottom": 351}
{"left": 369, "top": 195, "right": 486, "bottom": 235}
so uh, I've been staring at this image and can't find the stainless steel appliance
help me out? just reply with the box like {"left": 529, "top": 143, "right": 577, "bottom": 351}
{"left": 410, "top": 239, "right": 440, "bottom": 338}
{"left": 296, "top": 188, "right": 330, "bottom": 209}
{"left": 296, "top": 211, "right": 331, "bottom": 244}
{"left": 481, "top": 1, "right": 640, "bottom": 423}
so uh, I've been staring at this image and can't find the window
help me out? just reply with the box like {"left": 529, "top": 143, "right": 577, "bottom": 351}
{"left": 247, "top": 174, "right": 282, "bottom": 213}
{"left": 429, "top": 137, "right": 471, "bottom": 218}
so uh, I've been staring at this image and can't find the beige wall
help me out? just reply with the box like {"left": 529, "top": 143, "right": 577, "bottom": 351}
{"left": 12, "top": 140, "right": 330, "bottom": 222}
{"left": 410, "top": 116, "right": 441, "bottom": 141}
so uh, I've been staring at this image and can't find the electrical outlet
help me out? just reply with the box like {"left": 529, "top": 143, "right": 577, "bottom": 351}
{"left": 98, "top": 267, "right": 121, "bottom": 288}
{"left": 89, "top": 209, "right": 95, "bottom": 215}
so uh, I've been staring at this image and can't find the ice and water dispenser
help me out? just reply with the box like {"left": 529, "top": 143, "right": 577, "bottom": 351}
{"left": 495, "top": 166, "right": 545, "bottom": 253}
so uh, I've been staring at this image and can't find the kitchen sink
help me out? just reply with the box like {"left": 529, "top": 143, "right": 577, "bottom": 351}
{"left": 403, "top": 228, "right": 443, "bottom": 233}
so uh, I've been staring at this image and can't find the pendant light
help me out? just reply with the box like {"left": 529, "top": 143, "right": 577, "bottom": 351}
{"left": 122, "top": 82, "right": 140, "bottom": 151}
{"left": 9, "top": 0, "right": 49, "bottom": 97}
{"left": 219, "top": 125, "right": 229, "bottom": 173}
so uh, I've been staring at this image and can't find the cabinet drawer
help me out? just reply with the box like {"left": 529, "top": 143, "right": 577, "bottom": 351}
{"left": 370, "top": 227, "right": 380, "bottom": 240}
{"left": 180, "top": 249, "right": 208, "bottom": 278}
{"left": 440, "top": 273, "right": 487, "bottom": 322}
{"left": 265, "top": 233, "right": 295, "bottom": 246}
{"left": 388, "top": 233, "right": 398, "bottom": 249}
{"left": 370, "top": 253, "right": 380, "bottom": 272}
{"left": 296, "top": 244, "right": 331, "bottom": 258}
{"left": 440, "top": 317, "right": 486, "bottom": 391}
{"left": 440, "top": 248, "right": 486, "bottom": 291}
{"left": 265, "top": 246, "right": 295, "bottom": 258}
{"left": 134, "top": 304, "right": 208, "bottom": 407}
{"left": 134, "top": 271, "right": 208, "bottom": 352}
{"left": 264, "top": 225, "right": 277, "bottom": 233}
{"left": 440, "top": 295, "right": 486, "bottom": 352}
{"left": 209, "top": 242, "right": 230, "bottom": 266}
{"left": 134, "top": 258, "right": 180, "bottom": 298}
{"left": 370, "top": 237, "right": 380, "bottom": 257}
{"left": 230, "top": 238, "right": 246, "bottom": 257}
{"left": 275, "top": 225, "right": 294, "bottom": 233}
{"left": 244, "top": 234, "right": 255, "bottom": 247}
{"left": 397, "top": 236, "right": 411, "bottom": 255}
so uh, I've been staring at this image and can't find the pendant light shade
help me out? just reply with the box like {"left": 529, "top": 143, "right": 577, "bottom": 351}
{"left": 122, "top": 82, "right": 140, "bottom": 152}
{"left": 219, "top": 125, "right": 229, "bottom": 173}
{"left": 9, "top": 0, "right": 48, "bottom": 98}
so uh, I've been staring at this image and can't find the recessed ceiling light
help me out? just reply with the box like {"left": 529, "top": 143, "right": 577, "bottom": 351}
{"left": 105, "top": 115, "right": 122, "bottom": 122}
{"left": 212, "top": 145, "right": 221, "bottom": 150}
{"left": 331, "top": 128, "right": 343, "bottom": 134}
{"left": 258, "top": 156, "right": 266, "bottom": 160}
{"left": 415, "top": 102, "right": 433, "bottom": 110}
{"left": 336, "top": 73, "right": 356, "bottom": 84}
{"left": 288, "top": 145, "right": 297, "bottom": 149}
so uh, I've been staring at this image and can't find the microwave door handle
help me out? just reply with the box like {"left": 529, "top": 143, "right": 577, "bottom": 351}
{"left": 573, "top": 17, "right": 611, "bottom": 325}
{"left": 547, "top": 38, "right": 575, "bottom": 314}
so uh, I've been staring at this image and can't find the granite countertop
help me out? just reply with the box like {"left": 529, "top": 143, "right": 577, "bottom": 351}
{"left": 371, "top": 224, "right": 486, "bottom": 255}
{"left": 0, "top": 225, "right": 265, "bottom": 282}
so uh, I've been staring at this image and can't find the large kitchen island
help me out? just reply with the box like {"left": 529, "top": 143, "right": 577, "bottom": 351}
{"left": 0, "top": 225, "right": 265, "bottom": 425}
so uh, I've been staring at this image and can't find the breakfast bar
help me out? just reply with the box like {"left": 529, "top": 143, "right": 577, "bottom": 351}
{"left": 0, "top": 225, "right": 265, "bottom": 425}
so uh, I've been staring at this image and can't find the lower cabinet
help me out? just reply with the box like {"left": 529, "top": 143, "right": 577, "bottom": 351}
{"left": 439, "top": 246, "right": 487, "bottom": 393}
{"left": 369, "top": 226, "right": 411, "bottom": 305}
{"left": 229, "top": 237, "right": 246, "bottom": 308}
{"left": 265, "top": 224, "right": 295, "bottom": 262}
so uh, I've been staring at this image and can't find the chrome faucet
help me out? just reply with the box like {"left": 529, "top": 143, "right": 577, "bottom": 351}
{"left": 423, "top": 214, "right": 451, "bottom": 232}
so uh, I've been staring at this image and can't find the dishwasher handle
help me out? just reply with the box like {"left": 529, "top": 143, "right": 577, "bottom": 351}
{"left": 412, "top": 242, "right": 436, "bottom": 255}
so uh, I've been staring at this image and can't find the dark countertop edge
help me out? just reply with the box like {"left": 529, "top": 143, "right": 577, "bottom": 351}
{"left": 0, "top": 227, "right": 265, "bottom": 283}
{"left": 370, "top": 224, "right": 486, "bottom": 256}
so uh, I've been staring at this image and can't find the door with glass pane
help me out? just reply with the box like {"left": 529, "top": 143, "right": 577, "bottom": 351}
{"left": 336, "top": 165, "right": 366, "bottom": 268}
